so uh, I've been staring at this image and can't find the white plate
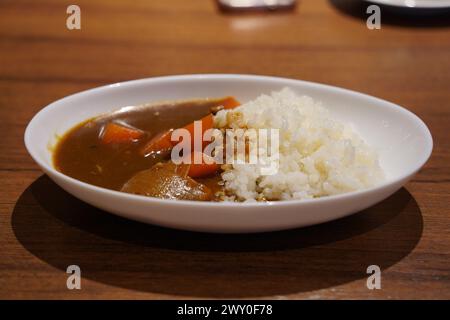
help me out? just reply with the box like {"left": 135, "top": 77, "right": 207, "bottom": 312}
{"left": 24, "top": 74, "right": 432, "bottom": 233}
{"left": 368, "top": 0, "right": 450, "bottom": 9}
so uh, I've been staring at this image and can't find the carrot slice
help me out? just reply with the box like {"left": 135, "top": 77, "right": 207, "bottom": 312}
{"left": 182, "top": 97, "right": 239, "bottom": 151}
{"left": 221, "top": 96, "right": 240, "bottom": 110}
{"left": 184, "top": 152, "right": 219, "bottom": 178}
{"left": 101, "top": 122, "right": 143, "bottom": 144}
{"left": 141, "top": 97, "right": 240, "bottom": 155}
{"left": 142, "top": 129, "right": 173, "bottom": 155}
{"left": 183, "top": 114, "right": 213, "bottom": 152}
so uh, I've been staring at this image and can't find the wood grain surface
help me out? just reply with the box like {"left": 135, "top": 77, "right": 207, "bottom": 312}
{"left": 0, "top": 0, "right": 449, "bottom": 299}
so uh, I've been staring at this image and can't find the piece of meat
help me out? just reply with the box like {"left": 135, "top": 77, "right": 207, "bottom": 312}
{"left": 120, "top": 162, "right": 213, "bottom": 201}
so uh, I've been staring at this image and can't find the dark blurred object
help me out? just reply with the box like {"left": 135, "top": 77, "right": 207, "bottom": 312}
{"left": 217, "top": 0, "right": 296, "bottom": 12}
{"left": 367, "top": 0, "right": 450, "bottom": 12}
{"left": 330, "top": 0, "right": 450, "bottom": 26}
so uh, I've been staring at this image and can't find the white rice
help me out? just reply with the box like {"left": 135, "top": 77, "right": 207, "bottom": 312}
{"left": 213, "top": 88, "right": 384, "bottom": 202}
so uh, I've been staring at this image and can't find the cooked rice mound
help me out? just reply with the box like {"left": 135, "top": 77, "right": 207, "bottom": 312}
{"left": 213, "top": 88, "right": 384, "bottom": 202}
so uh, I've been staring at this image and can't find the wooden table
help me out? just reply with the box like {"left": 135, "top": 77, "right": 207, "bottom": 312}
{"left": 1, "top": 0, "right": 449, "bottom": 299}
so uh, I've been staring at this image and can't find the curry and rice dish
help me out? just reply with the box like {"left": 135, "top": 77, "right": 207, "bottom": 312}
{"left": 53, "top": 88, "right": 384, "bottom": 202}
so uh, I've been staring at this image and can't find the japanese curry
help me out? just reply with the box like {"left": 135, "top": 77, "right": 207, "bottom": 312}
{"left": 53, "top": 97, "right": 240, "bottom": 201}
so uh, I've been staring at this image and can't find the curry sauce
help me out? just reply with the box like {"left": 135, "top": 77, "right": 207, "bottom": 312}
{"left": 53, "top": 99, "right": 231, "bottom": 200}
